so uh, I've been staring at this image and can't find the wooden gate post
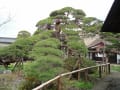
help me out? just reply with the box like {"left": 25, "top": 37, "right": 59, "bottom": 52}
{"left": 108, "top": 63, "right": 110, "bottom": 74}
{"left": 106, "top": 64, "right": 109, "bottom": 75}
{"left": 99, "top": 66, "right": 102, "bottom": 78}
{"left": 78, "top": 71, "right": 80, "bottom": 80}
{"left": 78, "top": 61, "right": 81, "bottom": 80}
{"left": 85, "top": 70, "right": 88, "bottom": 81}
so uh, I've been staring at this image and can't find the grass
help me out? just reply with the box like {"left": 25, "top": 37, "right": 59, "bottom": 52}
{"left": 111, "top": 64, "right": 120, "bottom": 72}
{"left": 0, "top": 65, "right": 5, "bottom": 71}
{"left": 70, "top": 80, "right": 93, "bottom": 90}
{"left": 0, "top": 73, "right": 21, "bottom": 90}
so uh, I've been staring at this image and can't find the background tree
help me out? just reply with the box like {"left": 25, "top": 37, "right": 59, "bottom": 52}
{"left": 17, "top": 30, "right": 31, "bottom": 39}
{"left": 82, "top": 17, "right": 103, "bottom": 37}
{"left": 101, "top": 32, "right": 120, "bottom": 52}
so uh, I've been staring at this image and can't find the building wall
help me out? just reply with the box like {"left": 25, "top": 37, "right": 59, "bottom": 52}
{"left": 0, "top": 43, "right": 10, "bottom": 47}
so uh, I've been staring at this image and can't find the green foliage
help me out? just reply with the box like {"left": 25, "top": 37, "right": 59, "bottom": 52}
{"left": 63, "top": 29, "right": 79, "bottom": 36}
{"left": 81, "top": 58, "right": 96, "bottom": 68}
{"left": 68, "top": 36, "right": 80, "bottom": 41}
{"left": 72, "top": 80, "right": 93, "bottom": 90}
{"left": 29, "top": 38, "right": 63, "bottom": 59}
{"left": 34, "top": 38, "right": 60, "bottom": 48}
{"left": 61, "top": 7, "right": 74, "bottom": 13}
{"left": 83, "top": 17, "right": 97, "bottom": 24}
{"left": 64, "top": 56, "right": 78, "bottom": 71}
{"left": 54, "top": 15, "right": 68, "bottom": 19}
{"left": 50, "top": 10, "right": 64, "bottom": 17}
{"left": 23, "top": 55, "right": 64, "bottom": 82}
{"left": 111, "top": 65, "right": 120, "bottom": 72}
{"left": 12, "top": 38, "right": 34, "bottom": 58}
{"left": 73, "top": 14, "right": 84, "bottom": 20}
{"left": 64, "top": 57, "right": 96, "bottom": 72}
{"left": 21, "top": 32, "right": 64, "bottom": 89}
{"left": 33, "top": 29, "right": 44, "bottom": 35}
{"left": 0, "top": 37, "right": 34, "bottom": 66}
{"left": 64, "top": 23, "right": 79, "bottom": 29}
{"left": 68, "top": 41, "right": 88, "bottom": 55}
{"left": 82, "top": 17, "right": 103, "bottom": 33}
{"left": 73, "top": 9, "right": 86, "bottom": 16}
{"left": 31, "top": 31, "right": 54, "bottom": 44}
{"left": 0, "top": 65, "right": 5, "bottom": 71}
{"left": 17, "top": 30, "right": 31, "bottom": 39}
{"left": 30, "top": 47, "right": 63, "bottom": 59}
{"left": 34, "top": 29, "right": 53, "bottom": 36}
{"left": 101, "top": 32, "right": 120, "bottom": 51}
{"left": 19, "top": 79, "right": 40, "bottom": 90}
{"left": 0, "top": 45, "right": 20, "bottom": 62}
{"left": 64, "top": 79, "right": 93, "bottom": 90}
{"left": 36, "top": 17, "right": 53, "bottom": 26}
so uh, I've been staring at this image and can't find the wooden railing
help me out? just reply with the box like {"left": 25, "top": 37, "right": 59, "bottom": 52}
{"left": 32, "top": 63, "right": 110, "bottom": 90}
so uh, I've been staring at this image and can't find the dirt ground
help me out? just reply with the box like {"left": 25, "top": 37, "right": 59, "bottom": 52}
{"left": 92, "top": 71, "right": 120, "bottom": 90}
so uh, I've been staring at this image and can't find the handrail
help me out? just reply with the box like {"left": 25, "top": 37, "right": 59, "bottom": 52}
{"left": 33, "top": 75, "right": 60, "bottom": 90}
{"left": 33, "top": 63, "right": 110, "bottom": 90}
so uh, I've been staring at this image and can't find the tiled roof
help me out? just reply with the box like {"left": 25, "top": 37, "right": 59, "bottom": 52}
{"left": 87, "top": 39, "right": 104, "bottom": 48}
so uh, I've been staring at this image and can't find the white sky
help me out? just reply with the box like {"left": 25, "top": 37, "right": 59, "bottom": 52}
{"left": 0, "top": 0, "right": 114, "bottom": 37}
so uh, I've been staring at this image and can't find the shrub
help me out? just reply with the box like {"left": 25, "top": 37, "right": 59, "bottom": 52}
{"left": 72, "top": 80, "right": 93, "bottom": 90}
{"left": 21, "top": 55, "right": 64, "bottom": 90}
{"left": 64, "top": 56, "right": 78, "bottom": 71}
{"left": 67, "top": 41, "right": 88, "bottom": 55}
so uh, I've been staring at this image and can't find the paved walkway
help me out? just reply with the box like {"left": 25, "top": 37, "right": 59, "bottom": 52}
{"left": 92, "top": 71, "right": 120, "bottom": 90}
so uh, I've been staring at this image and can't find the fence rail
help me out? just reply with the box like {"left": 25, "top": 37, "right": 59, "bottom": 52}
{"left": 33, "top": 63, "right": 110, "bottom": 90}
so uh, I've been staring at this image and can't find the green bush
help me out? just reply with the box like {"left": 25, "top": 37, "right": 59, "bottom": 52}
{"left": 111, "top": 65, "right": 120, "bottom": 72}
{"left": 81, "top": 58, "right": 96, "bottom": 68}
{"left": 22, "top": 55, "right": 64, "bottom": 90}
{"left": 63, "top": 29, "right": 79, "bottom": 36}
{"left": 63, "top": 79, "right": 93, "bottom": 90}
{"left": 30, "top": 47, "right": 63, "bottom": 58}
{"left": 67, "top": 41, "right": 88, "bottom": 55}
{"left": 64, "top": 56, "right": 78, "bottom": 71}
{"left": 81, "top": 58, "right": 97, "bottom": 75}
{"left": 24, "top": 55, "right": 64, "bottom": 81}
{"left": 68, "top": 36, "right": 80, "bottom": 41}
{"left": 34, "top": 38, "right": 60, "bottom": 49}
{"left": 72, "top": 80, "right": 93, "bottom": 90}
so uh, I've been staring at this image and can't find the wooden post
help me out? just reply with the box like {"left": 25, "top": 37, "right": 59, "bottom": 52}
{"left": 106, "top": 64, "right": 108, "bottom": 75}
{"left": 57, "top": 76, "right": 62, "bottom": 90}
{"left": 99, "top": 66, "right": 102, "bottom": 78}
{"left": 104, "top": 65, "right": 106, "bottom": 74}
{"left": 78, "top": 71, "right": 80, "bottom": 80}
{"left": 78, "top": 60, "right": 81, "bottom": 80}
{"left": 108, "top": 63, "right": 110, "bottom": 74}
{"left": 85, "top": 70, "right": 88, "bottom": 81}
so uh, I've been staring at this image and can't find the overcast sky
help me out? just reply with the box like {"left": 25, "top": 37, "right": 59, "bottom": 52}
{"left": 0, "top": 0, "right": 114, "bottom": 37}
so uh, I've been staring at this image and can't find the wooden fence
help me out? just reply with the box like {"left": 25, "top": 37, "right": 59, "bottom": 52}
{"left": 32, "top": 63, "right": 110, "bottom": 90}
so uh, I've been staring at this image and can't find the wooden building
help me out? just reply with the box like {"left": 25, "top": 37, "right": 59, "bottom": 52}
{"left": 87, "top": 39, "right": 106, "bottom": 63}
{"left": 87, "top": 38, "right": 120, "bottom": 64}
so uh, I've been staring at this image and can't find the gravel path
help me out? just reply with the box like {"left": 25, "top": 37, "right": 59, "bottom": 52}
{"left": 92, "top": 71, "right": 120, "bottom": 90}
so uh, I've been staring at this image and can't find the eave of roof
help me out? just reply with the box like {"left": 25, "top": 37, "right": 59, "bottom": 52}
{"left": 101, "top": 0, "right": 120, "bottom": 33}
{"left": 0, "top": 37, "right": 16, "bottom": 43}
